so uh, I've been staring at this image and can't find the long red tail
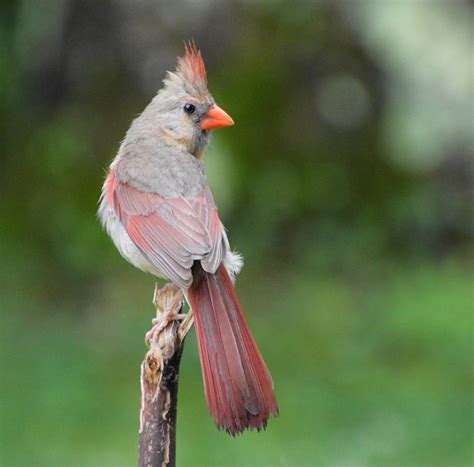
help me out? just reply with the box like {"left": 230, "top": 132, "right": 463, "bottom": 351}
{"left": 188, "top": 264, "right": 278, "bottom": 435}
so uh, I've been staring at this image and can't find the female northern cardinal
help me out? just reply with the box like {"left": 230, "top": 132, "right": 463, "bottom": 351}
{"left": 98, "top": 43, "right": 278, "bottom": 434}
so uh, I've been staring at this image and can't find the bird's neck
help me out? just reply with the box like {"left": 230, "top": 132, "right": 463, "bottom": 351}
{"left": 190, "top": 130, "right": 210, "bottom": 160}
{"left": 157, "top": 125, "right": 210, "bottom": 160}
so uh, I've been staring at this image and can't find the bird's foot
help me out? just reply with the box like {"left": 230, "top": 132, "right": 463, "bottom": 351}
{"left": 145, "top": 283, "right": 185, "bottom": 346}
{"left": 145, "top": 309, "right": 186, "bottom": 346}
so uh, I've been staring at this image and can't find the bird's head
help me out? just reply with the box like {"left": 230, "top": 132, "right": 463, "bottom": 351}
{"left": 148, "top": 42, "right": 234, "bottom": 158}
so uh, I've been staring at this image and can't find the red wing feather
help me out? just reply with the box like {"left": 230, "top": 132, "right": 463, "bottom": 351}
{"left": 111, "top": 174, "right": 226, "bottom": 288}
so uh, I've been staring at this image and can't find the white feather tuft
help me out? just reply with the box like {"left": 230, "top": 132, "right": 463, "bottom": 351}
{"left": 223, "top": 250, "right": 244, "bottom": 283}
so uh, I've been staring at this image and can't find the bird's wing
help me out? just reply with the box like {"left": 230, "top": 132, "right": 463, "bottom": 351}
{"left": 109, "top": 172, "right": 227, "bottom": 288}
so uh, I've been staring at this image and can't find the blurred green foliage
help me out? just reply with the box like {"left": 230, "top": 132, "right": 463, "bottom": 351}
{"left": 1, "top": 1, "right": 472, "bottom": 466}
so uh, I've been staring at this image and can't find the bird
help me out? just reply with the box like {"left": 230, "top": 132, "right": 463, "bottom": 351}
{"left": 98, "top": 42, "right": 278, "bottom": 435}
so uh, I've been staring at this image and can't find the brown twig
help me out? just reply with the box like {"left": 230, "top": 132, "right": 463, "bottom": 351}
{"left": 138, "top": 283, "right": 193, "bottom": 467}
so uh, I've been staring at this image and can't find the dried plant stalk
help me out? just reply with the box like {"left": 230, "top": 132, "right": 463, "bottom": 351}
{"left": 138, "top": 284, "right": 193, "bottom": 467}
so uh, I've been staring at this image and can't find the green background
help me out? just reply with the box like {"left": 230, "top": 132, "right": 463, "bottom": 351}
{"left": 1, "top": 1, "right": 472, "bottom": 466}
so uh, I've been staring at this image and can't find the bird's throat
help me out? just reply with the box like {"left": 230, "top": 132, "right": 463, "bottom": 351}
{"left": 158, "top": 125, "right": 210, "bottom": 159}
{"left": 190, "top": 129, "right": 211, "bottom": 160}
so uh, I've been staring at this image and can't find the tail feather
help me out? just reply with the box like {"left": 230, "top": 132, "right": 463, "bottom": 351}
{"left": 188, "top": 264, "right": 278, "bottom": 434}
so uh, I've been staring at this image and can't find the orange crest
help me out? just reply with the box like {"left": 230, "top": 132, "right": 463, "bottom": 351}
{"left": 177, "top": 41, "right": 207, "bottom": 88}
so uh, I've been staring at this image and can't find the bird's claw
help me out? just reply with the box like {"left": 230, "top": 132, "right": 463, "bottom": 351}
{"left": 145, "top": 306, "right": 186, "bottom": 346}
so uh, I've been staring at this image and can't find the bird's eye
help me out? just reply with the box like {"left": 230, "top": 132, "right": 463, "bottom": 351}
{"left": 183, "top": 103, "right": 196, "bottom": 114}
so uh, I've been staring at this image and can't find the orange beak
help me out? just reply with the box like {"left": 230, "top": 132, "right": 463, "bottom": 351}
{"left": 201, "top": 104, "right": 234, "bottom": 131}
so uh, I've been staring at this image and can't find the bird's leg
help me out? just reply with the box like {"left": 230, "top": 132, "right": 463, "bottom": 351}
{"left": 145, "top": 283, "right": 186, "bottom": 346}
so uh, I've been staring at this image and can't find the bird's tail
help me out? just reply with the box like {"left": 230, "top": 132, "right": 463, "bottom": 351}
{"left": 188, "top": 264, "right": 278, "bottom": 435}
